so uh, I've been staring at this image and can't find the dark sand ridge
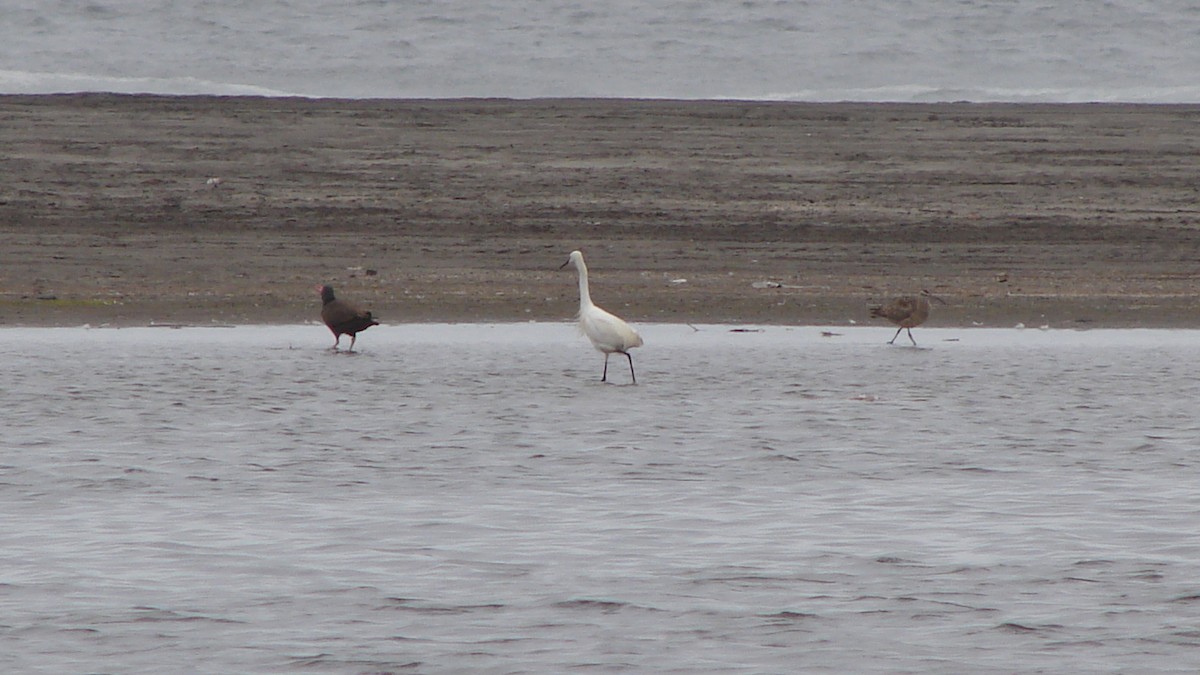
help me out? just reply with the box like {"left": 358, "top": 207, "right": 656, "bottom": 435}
{"left": 2, "top": 95, "right": 1199, "bottom": 327}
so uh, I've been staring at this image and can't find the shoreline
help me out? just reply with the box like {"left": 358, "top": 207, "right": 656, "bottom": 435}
{"left": 2, "top": 95, "right": 1199, "bottom": 328}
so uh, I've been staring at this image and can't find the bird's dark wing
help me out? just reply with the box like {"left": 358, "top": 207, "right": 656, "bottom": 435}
{"left": 322, "top": 300, "right": 362, "bottom": 328}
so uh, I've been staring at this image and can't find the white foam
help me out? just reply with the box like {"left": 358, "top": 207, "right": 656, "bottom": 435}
{"left": 0, "top": 69, "right": 303, "bottom": 97}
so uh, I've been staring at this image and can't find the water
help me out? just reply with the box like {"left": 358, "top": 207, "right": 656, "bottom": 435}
{"left": 4, "top": 323, "right": 1200, "bottom": 673}
{"left": 3, "top": 0, "right": 1200, "bottom": 101}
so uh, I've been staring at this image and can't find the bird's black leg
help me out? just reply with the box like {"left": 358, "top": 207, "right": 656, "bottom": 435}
{"left": 626, "top": 352, "right": 637, "bottom": 384}
{"left": 907, "top": 328, "right": 917, "bottom": 346}
{"left": 888, "top": 326, "right": 903, "bottom": 344}
{"left": 601, "top": 353, "right": 609, "bottom": 382}
{"left": 331, "top": 334, "right": 341, "bottom": 350}
{"left": 348, "top": 334, "right": 357, "bottom": 352}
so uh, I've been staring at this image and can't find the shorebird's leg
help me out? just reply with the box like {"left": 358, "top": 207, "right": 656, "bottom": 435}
{"left": 888, "top": 326, "right": 903, "bottom": 344}
{"left": 602, "top": 353, "right": 610, "bottom": 382}
{"left": 348, "top": 334, "right": 357, "bottom": 352}
{"left": 907, "top": 328, "right": 918, "bottom": 346}
{"left": 626, "top": 352, "right": 637, "bottom": 384}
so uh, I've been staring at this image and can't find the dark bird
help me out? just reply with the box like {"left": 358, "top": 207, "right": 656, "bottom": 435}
{"left": 869, "top": 289, "right": 945, "bottom": 346}
{"left": 317, "top": 285, "right": 378, "bottom": 351}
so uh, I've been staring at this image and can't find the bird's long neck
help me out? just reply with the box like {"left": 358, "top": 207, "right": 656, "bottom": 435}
{"left": 576, "top": 260, "right": 594, "bottom": 310}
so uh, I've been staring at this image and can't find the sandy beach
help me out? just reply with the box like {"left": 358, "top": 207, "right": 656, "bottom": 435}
{"left": 2, "top": 94, "right": 1199, "bottom": 328}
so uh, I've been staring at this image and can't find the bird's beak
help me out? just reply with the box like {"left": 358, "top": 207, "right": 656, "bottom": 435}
{"left": 923, "top": 289, "right": 948, "bottom": 304}
{"left": 558, "top": 259, "right": 570, "bottom": 269}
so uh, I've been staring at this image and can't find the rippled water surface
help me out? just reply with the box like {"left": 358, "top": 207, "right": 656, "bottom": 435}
{"left": 4, "top": 323, "right": 1200, "bottom": 673}
{"left": 5, "top": 0, "right": 1200, "bottom": 101}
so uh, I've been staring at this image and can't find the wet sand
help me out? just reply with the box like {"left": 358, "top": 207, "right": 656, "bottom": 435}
{"left": 2, "top": 94, "right": 1199, "bottom": 327}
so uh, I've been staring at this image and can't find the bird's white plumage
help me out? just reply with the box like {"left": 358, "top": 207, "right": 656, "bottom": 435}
{"left": 562, "top": 249, "right": 643, "bottom": 382}
{"left": 578, "top": 302, "right": 643, "bottom": 353}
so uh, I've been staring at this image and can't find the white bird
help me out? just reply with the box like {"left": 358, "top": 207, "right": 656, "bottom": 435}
{"left": 560, "top": 250, "right": 644, "bottom": 383}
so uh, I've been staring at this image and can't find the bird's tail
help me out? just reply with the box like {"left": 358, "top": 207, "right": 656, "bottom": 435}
{"left": 868, "top": 306, "right": 884, "bottom": 318}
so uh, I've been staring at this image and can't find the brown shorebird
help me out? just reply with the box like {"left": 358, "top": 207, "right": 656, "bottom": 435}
{"left": 869, "top": 289, "right": 945, "bottom": 345}
{"left": 317, "top": 285, "right": 379, "bottom": 351}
